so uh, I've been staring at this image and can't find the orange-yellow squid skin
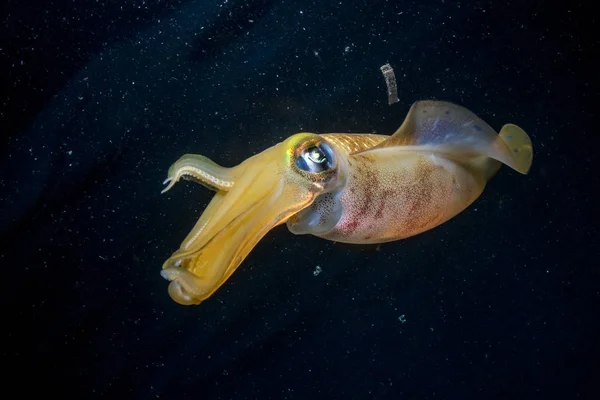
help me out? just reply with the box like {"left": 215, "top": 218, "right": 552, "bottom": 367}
{"left": 160, "top": 100, "right": 533, "bottom": 305}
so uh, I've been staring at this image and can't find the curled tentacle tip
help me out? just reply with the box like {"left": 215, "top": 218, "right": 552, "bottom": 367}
{"left": 161, "top": 178, "right": 175, "bottom": 194}
{"left": 160, "top": 266, "right": 181, "bottom": 281}
{"left": 160, "top": 269, "right": 172, "bottom": 281}
{"left": 167, "top": 280, "right": 196, "bottom": 305}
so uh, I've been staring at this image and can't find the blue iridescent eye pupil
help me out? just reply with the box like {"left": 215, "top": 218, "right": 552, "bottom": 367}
{"left": 308, "top": 148, "right": 326, "bottom": 163}
{"left": 296, "top": 143, "right": 334, "bottom": 173}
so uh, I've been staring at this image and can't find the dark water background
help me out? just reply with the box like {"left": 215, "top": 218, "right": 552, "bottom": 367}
{"left": 1, "top": 0, "right": 598, "bottom": 398}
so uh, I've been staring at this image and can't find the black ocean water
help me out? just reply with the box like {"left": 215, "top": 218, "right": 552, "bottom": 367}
{"left": 1, "top": 1, "right": 598, "bottom": 398}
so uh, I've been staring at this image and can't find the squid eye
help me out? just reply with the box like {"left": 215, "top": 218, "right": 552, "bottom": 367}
{"left": 296, "top": 143, "right": 335, "bottom": 173}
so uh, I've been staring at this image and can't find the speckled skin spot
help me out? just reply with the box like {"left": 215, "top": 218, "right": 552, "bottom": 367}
{"left": 317, "top": 148, "right": 485, "bottom": 244}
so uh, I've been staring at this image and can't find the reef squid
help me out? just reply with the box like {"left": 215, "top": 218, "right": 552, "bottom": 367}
{"left": 160, "top": 100, "right": 533, "bottom": 305}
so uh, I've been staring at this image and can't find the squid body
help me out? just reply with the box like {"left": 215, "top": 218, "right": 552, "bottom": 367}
{"left": 160, "top": 101, "right": 533, "bottom": 305}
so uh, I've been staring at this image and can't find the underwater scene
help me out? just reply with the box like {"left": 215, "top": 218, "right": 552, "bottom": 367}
{"left": 1, "top": 0, "right": 597, "bottom": 398}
